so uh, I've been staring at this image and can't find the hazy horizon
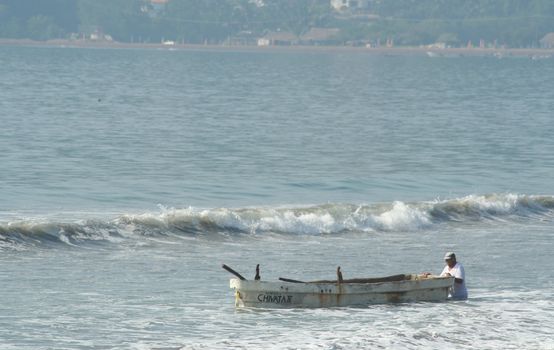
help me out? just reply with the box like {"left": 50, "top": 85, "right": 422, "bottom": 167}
{"left": 1, "top": 0, "right": 554, "bottom": 47}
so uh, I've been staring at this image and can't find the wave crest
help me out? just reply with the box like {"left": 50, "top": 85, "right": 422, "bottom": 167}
{"left": 1, "top": 194, "right": 553, "bottom": 249}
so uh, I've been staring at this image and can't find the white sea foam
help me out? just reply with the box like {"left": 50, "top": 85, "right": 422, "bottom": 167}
{"left": 1, "top": 193, "right": 553, "bottom": 249}
{"left": 457, "top": 193, "right": 520, "bottom": 214}
{"left": 173, "top": 290, "right": 554, "bottom": 350}
{"left": 374, "top": 201, "right": 431, "bottom": 231}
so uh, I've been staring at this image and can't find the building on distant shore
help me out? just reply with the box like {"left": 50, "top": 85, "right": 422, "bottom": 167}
{"left": 300, "top": 28, "right": 341, "bottom": 45}
{"left": 257, "top": 31, "right": 299, "bottom": 46}
{"left": 540, "top": 33, "right": 554, "bottom": 49}
{"left": 89, "top": 28, "right": 113, "bottom": 42}
{"left": 257, "top": 28, "right": 342, "bottom": 46}
{"left": 229, "top": 31, "right": 258, "bottom": 46}
{"left": 331, "top": 0, "right": 369, "bottom": 11}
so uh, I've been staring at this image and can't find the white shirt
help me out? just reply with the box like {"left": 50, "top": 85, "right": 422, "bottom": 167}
{"left": 441, "top": 262, "right": 468, "bottom": 299}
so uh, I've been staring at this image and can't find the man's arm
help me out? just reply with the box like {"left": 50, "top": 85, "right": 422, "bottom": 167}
{"left": 450, "top": 265, "right": 465, "bottom": 284}
{"left": 443, "top": 272, "right": 463, "bottom": 284}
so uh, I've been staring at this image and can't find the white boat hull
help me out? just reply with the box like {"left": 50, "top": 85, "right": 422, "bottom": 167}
{"left": 230, "top": 274, "right": 454, "bottom": 308}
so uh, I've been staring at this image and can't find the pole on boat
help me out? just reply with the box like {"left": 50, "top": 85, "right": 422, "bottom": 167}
{"left": 254, "top": 264, "right": 261, "bottom": 280}
{"left": 222, "top": 264, "right": 247, "bottom": 280}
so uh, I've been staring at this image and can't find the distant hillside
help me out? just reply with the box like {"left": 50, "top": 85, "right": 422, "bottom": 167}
{"left": 1, "top": 0, "right": 553, "bottom": 47}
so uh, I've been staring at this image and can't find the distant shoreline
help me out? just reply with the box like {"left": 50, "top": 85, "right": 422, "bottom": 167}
{"left": 1, "top": 38, "right": 553, "bottom": 57}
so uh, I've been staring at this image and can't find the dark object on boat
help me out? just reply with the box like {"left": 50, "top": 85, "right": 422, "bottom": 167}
{"left": 222, "top": 264, "right": 246, "bottom": 280}
{"left": 255, "top": 264, "right": 261, "bottom": 280}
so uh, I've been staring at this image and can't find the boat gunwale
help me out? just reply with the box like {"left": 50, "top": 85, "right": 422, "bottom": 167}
{"left": 231, "top": 275, "right": 453, "bottom": 293}
{"left": 305, "top": 273, "right": 413, "bottom": 284}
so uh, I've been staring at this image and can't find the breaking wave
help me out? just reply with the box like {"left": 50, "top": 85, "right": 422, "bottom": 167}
{"left": 1, "top": 194, "right": 553, "bottom": 249}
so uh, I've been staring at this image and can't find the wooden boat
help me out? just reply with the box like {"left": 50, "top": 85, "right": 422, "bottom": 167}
{"left": 225, "top": 265, "right": 454, "bottom": 308}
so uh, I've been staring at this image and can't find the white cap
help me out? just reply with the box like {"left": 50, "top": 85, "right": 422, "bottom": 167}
{"left": 444, "top": 252, "right": 456, "bottom": 260}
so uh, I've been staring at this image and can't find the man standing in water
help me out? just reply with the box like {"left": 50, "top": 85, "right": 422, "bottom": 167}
{"left": 441, "top": 252, "right": 468, "bottom": 300}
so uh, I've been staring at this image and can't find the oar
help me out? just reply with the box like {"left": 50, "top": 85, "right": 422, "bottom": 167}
{"left": 222, "top": 264, "right": 246, "bottom": 280}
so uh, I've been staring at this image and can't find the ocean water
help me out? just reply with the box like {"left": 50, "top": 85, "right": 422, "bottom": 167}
{"left": 1, "top": 46, "right": 553, "bottom": 349}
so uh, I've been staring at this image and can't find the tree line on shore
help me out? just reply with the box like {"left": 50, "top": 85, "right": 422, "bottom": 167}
{"left": 1, "top": 0, "right": 554, "bottom": 47}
